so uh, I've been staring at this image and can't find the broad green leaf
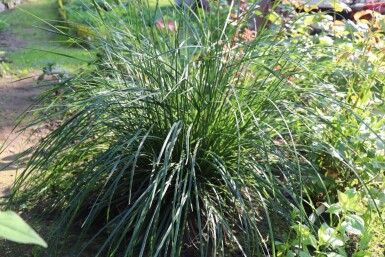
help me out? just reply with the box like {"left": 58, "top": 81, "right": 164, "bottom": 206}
{"left": 298, "top": 250, "right": 312, "bottom": 257}
{"left": 275, "top": 240, "right": 290, "bottom": 254}
{"left": 318, "top": 223, "right": 344, "bottom": 248}
{"left": 344, "top": 214, "right": 364, "bottom": 235}
{"left": 341, "top": 221, "right": 360, "bottom": 236}
{"left": 0, "top": 211, "right": 47, "bottom": 247}
{"left": 326, "top": 203, "right": 343, "bottom": 214}
{"left": 338, "top": 189, "right": 359, "bottom": 211}
{"left": 338, "top": 191, "right": 349, "bottom": 206}
{"left": 359, "top": 230, "right": 372, "bottom": 250}
{"left": 293, "top": 224, "right": 317, "bottom": 247}
{"left": 286, "top": 250, "right": 295, "bottom": 257}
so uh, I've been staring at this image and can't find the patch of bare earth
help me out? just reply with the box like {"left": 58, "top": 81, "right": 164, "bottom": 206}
{"left": 0, "top": 73, "right": 48, "bottom": 198}
{"left": 0, "top": 28, "right": 26, "bottom": 53}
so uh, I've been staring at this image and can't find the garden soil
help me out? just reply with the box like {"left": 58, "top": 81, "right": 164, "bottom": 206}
{"left": 0, "top": 73, "right": 47, "bottom": 198}
{"left": 0, "top": 0, "right": 49, "bottom": 198}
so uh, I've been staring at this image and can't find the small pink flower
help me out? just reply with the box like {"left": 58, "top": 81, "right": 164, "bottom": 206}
{"left": 155, "top": 19, "right": 176, "bottom": 33}
{"left": 167, "top": 21, "right": 175, "bottom": 33}
{"left": 155, "top": 19, "right": 165, "bottom": 29}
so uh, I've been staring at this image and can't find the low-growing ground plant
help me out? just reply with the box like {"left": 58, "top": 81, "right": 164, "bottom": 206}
{"left": 5, "top": 0, "right": 384, "bottom": 256}
{"left": 0, "top": 19, "right": 9, "bottom": 32}
{"left": 276, "top": 187, "right": 385, "bottom": 257}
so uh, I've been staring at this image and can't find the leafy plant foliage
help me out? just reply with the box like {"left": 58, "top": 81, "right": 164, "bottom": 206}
{"left": 0, "top": 211, "right": 47, "bottom": 248}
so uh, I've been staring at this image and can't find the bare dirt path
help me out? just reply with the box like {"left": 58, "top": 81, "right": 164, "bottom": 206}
{"left": 0, "top": 0, "right": 57, "bottom": 199}
{"left": 0, "top": 74, "right": 46, "bottom": 197}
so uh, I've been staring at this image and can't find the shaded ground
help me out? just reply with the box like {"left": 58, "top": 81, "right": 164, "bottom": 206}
{"left": 0, "top": 1, "right": 91, "bottom": 254}
{"left": 0, "top": 73, "right": 48, "bottom": 197}
{"left": 0, "top": 2, "right": 45, "bottom": 197}
{"left": 0, "top": 0, "right": 87, "bottom": 198}
{"left": 0, "top": 29, "right": 25, "bottom": 52}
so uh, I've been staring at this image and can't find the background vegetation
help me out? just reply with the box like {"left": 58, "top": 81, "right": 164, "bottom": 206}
{"left": 0, "top": 0, "right": 89, "bottom": 73}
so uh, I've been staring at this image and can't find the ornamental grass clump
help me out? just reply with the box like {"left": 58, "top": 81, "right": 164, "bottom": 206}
{"left": 8, "top": 1, "right": 377, "bottom": 256}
